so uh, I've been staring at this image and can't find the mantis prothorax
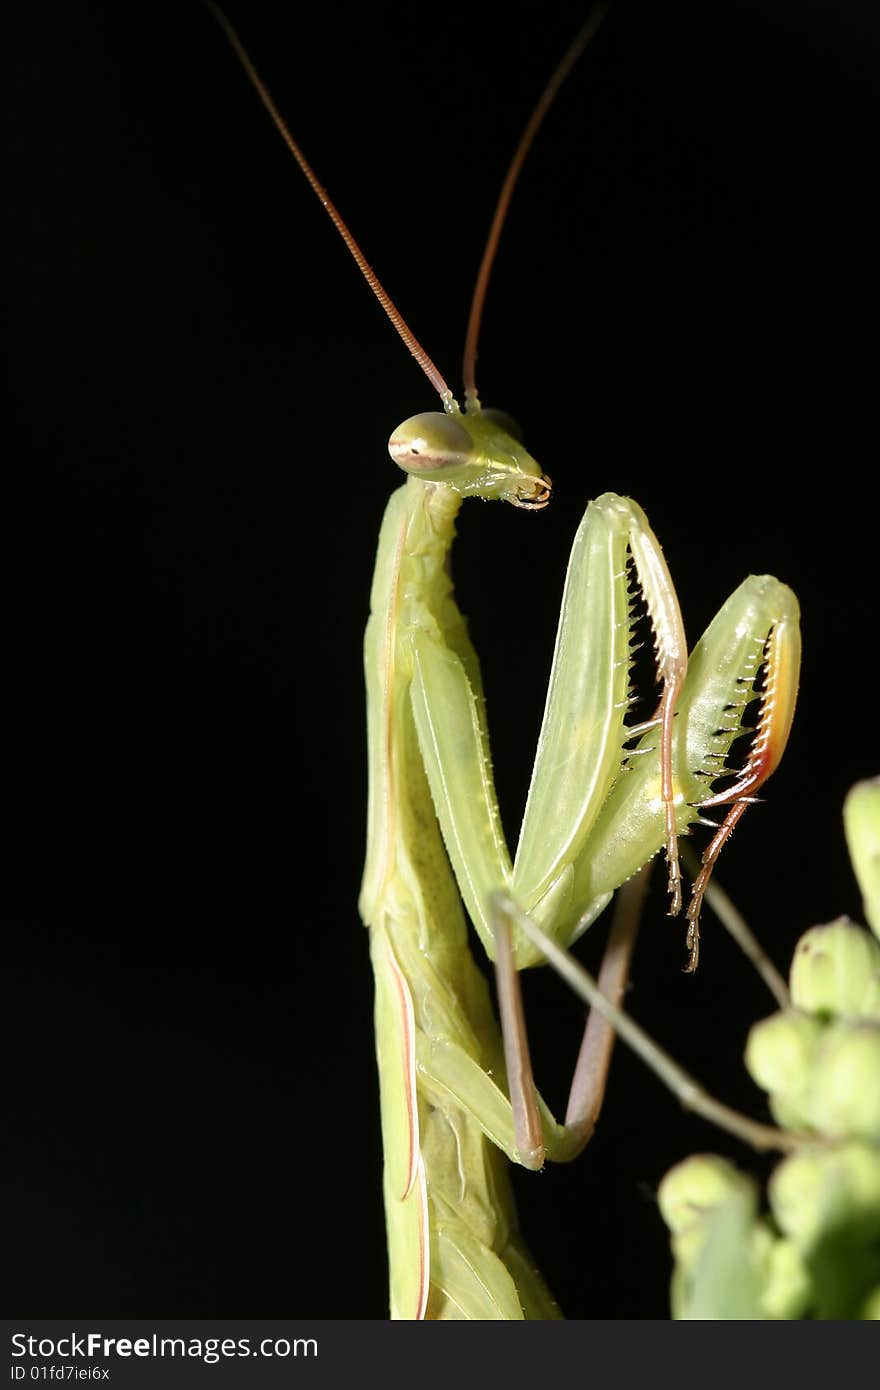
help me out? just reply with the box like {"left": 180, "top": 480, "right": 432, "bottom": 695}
{"left": 210, "top": 6, "right": 802, "bottom": 1319}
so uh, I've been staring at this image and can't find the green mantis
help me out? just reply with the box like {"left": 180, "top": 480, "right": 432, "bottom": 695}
{"left": 210, "top": 7, "right": 802, "bottom": 1318}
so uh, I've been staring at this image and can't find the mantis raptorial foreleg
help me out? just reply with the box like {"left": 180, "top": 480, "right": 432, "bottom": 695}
{"left": 411, "top": 488, "right": 800, "bottom": 968}
{"left": 410, "top": 492, "right": 685, "bottom": 960}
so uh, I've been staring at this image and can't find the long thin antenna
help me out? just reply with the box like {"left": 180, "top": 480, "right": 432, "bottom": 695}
{"left": 462, "top": 3, "right": 610, "bottom": 402}
{"left": 205, "top": 2, "right": 454, "bottom": 406}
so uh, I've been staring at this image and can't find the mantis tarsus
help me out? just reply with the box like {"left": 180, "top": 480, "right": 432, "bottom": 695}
{"left": 210, "top": 6, "right": 801, "bottom": 1319}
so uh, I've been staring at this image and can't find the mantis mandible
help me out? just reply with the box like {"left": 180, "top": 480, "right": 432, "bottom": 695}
{"left": 209, "top": 6, "right": 801, "bottom": 1319}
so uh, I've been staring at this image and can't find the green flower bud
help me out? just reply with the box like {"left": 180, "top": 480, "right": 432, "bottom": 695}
{"left": 766, "top": 1092, "right": 817, "bottom": 1134}
{"left": 659, "top": 1156, "right": 761, "bottom": 1287}
{"left": 789, "top": 919, "right": 880, "bottom": 1022}
{"left": 667, "top": 1183, "right": 765, "bottom": 1318}
{"left": 745, "top": 1011, "right": 824, "bottom": 1130}
{"left": 769, "top": 1142, "right": 880, "bottom": 1250}
{"left": 759, "top": 1234, "right": 812, "bottom": 1320}
{"left": 844, "top": 779, "right": 880, "bottom": 939}
{"left": 670, "top": 1222, "right": 710, "bottom": 1273}
{"left": 808, "top": 1021, "right": 880, "bottom": 1142}
{"left": 658, "top": 1154, "right": 754, "bottom": 1235}
{"left": 860, "top": 1286, "right": 880, "bottom": 1319}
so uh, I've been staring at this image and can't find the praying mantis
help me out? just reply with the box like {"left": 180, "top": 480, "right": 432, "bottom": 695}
{"left": 209, "top": 6, "right": 802, "bottom": 1318}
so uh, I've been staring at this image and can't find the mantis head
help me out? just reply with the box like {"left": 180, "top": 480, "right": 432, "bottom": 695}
{"left": 388, "top": 406, "right": 552, "bottom": 509}
{"left": 206, "top": 2, "right": 581, "bottom": 515}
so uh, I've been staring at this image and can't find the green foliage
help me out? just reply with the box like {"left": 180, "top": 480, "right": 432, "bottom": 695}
{"left": 659, "top": 779, "right": 880, "bottom": 1319}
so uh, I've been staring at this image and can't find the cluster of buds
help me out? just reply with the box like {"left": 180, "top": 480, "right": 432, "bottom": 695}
{"left": 659, "top": 779, "right": 880, "bottom": 1319}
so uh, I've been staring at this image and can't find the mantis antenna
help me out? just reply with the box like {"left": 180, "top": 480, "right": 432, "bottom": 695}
{"left": 204, "top": 1, "right": 453, "bottom": 405}
{"left": 206, "top": 2, "right": 609, "bottom": 415}
{"left": 462, "top": 2, "right": 610, "bottom": 404}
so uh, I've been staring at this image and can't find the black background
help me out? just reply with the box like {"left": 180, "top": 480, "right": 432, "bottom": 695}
{"left": 9, "top": 0, "right": 879, "bottom": 1318}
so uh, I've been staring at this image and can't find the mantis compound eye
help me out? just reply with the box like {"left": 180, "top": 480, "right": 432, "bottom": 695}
{"left": 388, "top": 412, "right": 474, "bottom": 479}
